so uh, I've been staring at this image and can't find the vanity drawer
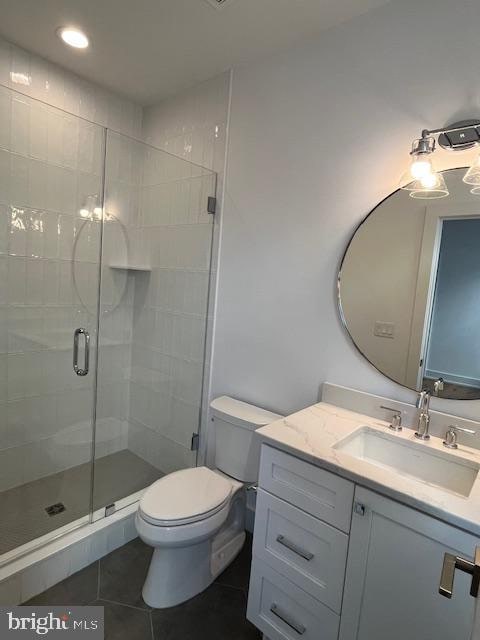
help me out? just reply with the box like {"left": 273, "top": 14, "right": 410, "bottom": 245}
{"left": 247, "top": 558, "right": 340, "bottom": 640}
{"left": 253, "top": 489, "right": 348, "bottom": 613}
{"left": 259, "top": 445, "right": 354, "bottom": 533}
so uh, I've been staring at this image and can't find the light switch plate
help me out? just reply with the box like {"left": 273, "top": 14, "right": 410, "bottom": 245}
{"left": 374, "top": 321, "right": 395, "bottom": 339}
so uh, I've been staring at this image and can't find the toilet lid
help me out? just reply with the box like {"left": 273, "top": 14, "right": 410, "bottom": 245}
{"left": 139, "top": 467, "right": 233, "bottom": 526}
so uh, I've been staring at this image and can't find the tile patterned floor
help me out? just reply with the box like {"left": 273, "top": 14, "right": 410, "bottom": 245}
{"left": 0, "top": 450, "right": 162, "bottom": 555}
{"left": 25, "top": 535, "right": 261, "bottom": 640}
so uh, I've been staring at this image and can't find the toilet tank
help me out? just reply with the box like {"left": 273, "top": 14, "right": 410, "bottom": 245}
{"left": 210, "top": 396, "right": 283, "bottom": 483}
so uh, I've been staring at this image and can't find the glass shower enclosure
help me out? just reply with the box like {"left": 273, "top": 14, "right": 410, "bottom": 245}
{"left": 0, "top": 87, "right": 216, "bottom": 561}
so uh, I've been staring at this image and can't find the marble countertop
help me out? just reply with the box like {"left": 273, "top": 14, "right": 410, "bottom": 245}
{"left": 256, "top": 402, "right": 480, "bottom": 536}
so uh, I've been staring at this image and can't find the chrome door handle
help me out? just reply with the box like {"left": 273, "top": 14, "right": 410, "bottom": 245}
{"left": 73, "top": 328, "right": 90, "bottom": 376}
{"left": 270, "top": 603, "right": 306, "bottom": 635}
{"left": 276, "top": 535, "right": 314, "bottom": 561}
{"left": 439, "top": 547, "right": 480, "bottom": 598}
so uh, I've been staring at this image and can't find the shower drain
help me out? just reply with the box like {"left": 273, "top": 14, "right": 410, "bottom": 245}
{"left": 45, "top": 502, "right": 66, "bottom": 516}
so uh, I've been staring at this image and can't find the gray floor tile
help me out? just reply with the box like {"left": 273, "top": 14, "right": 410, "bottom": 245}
{"left": 24, "top": 562, "right": 99, "bottom": 606}
{"left": 93, "top": 600, "right": 153, "bottom": 640}
{"left": 151, "top": 583, "right": 261, "bottom": 640}
{"left": 215, "top": 533, "right": 253, "bottom": 592}
{"left": 99, "top": 537, "right": 153, "bottom": 609}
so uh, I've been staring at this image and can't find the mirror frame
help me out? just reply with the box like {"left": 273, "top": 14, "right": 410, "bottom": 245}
{"left": 337, "top": 167, "right": 474, "bottom": 397}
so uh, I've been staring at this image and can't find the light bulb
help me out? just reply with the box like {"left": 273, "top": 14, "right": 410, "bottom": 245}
{"left": 420, "top": 173, "right": 438, "bottom": 189}
{"left": 410, "top": 157, "right": 433, "bottom": 180}
{"left": 79, "top": 208, "right": 90, "bottom": 218}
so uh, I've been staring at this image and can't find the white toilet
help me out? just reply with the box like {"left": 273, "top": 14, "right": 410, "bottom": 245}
{"left": 135, "top": 395, "right": 282, "bottom": 609}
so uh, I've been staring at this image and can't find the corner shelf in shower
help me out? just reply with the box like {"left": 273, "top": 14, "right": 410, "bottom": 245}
{"left": 109, "top": 263, "right": 152, "bottom": 272}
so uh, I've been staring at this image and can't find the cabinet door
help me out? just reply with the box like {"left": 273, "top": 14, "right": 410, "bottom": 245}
{"left": 340, "top": 487, "right": 478, "bottom": 640}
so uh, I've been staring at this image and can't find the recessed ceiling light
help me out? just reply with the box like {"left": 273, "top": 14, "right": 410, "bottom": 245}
{"left": 57, "top": 27, "right": 89, "bottom": 49}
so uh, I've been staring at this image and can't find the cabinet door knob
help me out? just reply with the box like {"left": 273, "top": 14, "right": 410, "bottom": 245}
{"left": 354, "top": 502, "right": 366, "bottom": 516}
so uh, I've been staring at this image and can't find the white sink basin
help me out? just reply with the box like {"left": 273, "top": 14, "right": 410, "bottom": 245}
{"left": 334, "top": 427, "right": 480, "bottom": 497}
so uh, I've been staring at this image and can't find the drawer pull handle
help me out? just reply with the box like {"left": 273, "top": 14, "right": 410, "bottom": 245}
{"left": 270, "top": 603, "right": 306, "bottom": 635}
{"left": 276, "top": 535, "right": 314, "bottom": 561}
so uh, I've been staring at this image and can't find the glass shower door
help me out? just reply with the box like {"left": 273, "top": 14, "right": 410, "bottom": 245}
{"left": 92, "top": 131, "right": 217, "bottom": 515}
{"left": 0, "top": 87, "right": 104, "bottom": 558}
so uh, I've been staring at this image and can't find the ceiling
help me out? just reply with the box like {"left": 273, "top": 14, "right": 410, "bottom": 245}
{"left": 0, "top": 0, "right": 388, "bottom": 106}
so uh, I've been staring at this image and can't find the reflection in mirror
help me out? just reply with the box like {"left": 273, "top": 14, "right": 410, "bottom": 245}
{"left": 339, "top": 168, "right": 480, "bottom": 400}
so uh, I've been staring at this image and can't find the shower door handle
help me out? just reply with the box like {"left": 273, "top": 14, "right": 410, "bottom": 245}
{"left": 73, "top": 328, "right": 90, "bottom": 376}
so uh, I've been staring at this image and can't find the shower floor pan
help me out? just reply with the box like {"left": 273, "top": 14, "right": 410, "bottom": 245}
{"left": 0, "top": 450, "right": 162, "bottom": 556}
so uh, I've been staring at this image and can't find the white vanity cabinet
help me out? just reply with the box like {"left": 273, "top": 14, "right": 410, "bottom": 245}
{"left": 247, "top": 445, "right": 354, "bottom": 640}
{"left": 340, "top": 486, "right": 477, "bottom": 640}
{"left": 248, "top": 444, "right": 479, "bottom": 640}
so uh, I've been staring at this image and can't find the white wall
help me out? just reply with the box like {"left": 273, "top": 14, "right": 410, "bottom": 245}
{"left": 211, "top": 0, "right": 480, "bottom": 422}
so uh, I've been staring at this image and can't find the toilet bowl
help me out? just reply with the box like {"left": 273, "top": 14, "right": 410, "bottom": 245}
{"left": 136, "top": 396, "right": 283, "bottom": 609}
{"left": 136, "top": 466, "right": 245, "bottom": 608}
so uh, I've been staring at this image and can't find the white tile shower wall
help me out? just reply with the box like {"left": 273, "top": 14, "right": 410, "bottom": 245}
{"left": 142, "top": 73, "right": 229, "bottom": 173}
{"left": 126, "top": 144, "right": 216, "bottom": 473}
{"left": 142, "top": 72, "right": 231, "bottom": 470}
{"left": 0, "top": 36, "right": 142, "bottom": 490}
{"left": 0, "top": 37, "right": 142, "bottom": 138}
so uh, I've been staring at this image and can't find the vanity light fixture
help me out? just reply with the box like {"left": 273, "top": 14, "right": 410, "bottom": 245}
{"left": 400, "top": 136, "right": 448, "bottom": 199}
{"left": 57, "top": 27, "right": 89, "bottom": 49}
{"left": 401, "top": 119, "right": 480, "bottom": 198}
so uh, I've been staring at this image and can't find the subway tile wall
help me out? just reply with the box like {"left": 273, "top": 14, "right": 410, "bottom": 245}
{"left": 0, "top": 33, "right": 230, "bottom": 500}
{"left": 142, "top": 72, "right": 229, "bottom": 174}
{"left": 0, "top": 37, "right": 142, "bottom": 138}
{"left": 142, "top": 72, "right": 231, "bottom": 469}
{"left": 0, "top": 37, "right": 142, "bottom": 491}
{"left": 107, "top": 134, "right": 217, "bottom": 474}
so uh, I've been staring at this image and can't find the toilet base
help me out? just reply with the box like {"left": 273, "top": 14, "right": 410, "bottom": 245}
{"left": 142, "top": 530, "right": 246, "bottom": 608}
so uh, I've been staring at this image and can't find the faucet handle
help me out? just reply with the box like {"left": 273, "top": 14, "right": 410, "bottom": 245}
{"left": 380, "top": 405, "right": 402, "bottom": 432}
{"left": 443, "top": 425, "right": 476, "bottom": 449}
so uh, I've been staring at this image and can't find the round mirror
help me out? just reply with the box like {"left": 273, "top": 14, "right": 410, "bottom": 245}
{"left": 339, "top": 168, "right": 480, "bottom": 400}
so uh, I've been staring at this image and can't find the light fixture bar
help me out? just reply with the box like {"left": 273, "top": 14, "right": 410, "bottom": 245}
{"left": 421, "top": 121, "right": 480, "bottom": 138}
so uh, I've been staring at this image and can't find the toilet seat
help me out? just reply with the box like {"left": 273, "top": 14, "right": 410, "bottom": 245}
{"left": 139, "top": 466, "right": 233, "bottom": 527}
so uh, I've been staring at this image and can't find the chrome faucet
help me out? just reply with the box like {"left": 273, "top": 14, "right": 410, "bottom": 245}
{"left": 433, "top": 377, "right": 444, "bottom": 396}
{"left": 415, "top": 390, "right": 431, "bottom": 440}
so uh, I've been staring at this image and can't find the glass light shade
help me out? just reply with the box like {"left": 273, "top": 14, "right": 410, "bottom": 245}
{"left": 408, "top": 171, "right": 449, "bottom": 199}
{"left": 463, "top": 155, "right": 480, "bottom": 185}
{"left": 400, "top": 155, "right": 434, "bottom": 190}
